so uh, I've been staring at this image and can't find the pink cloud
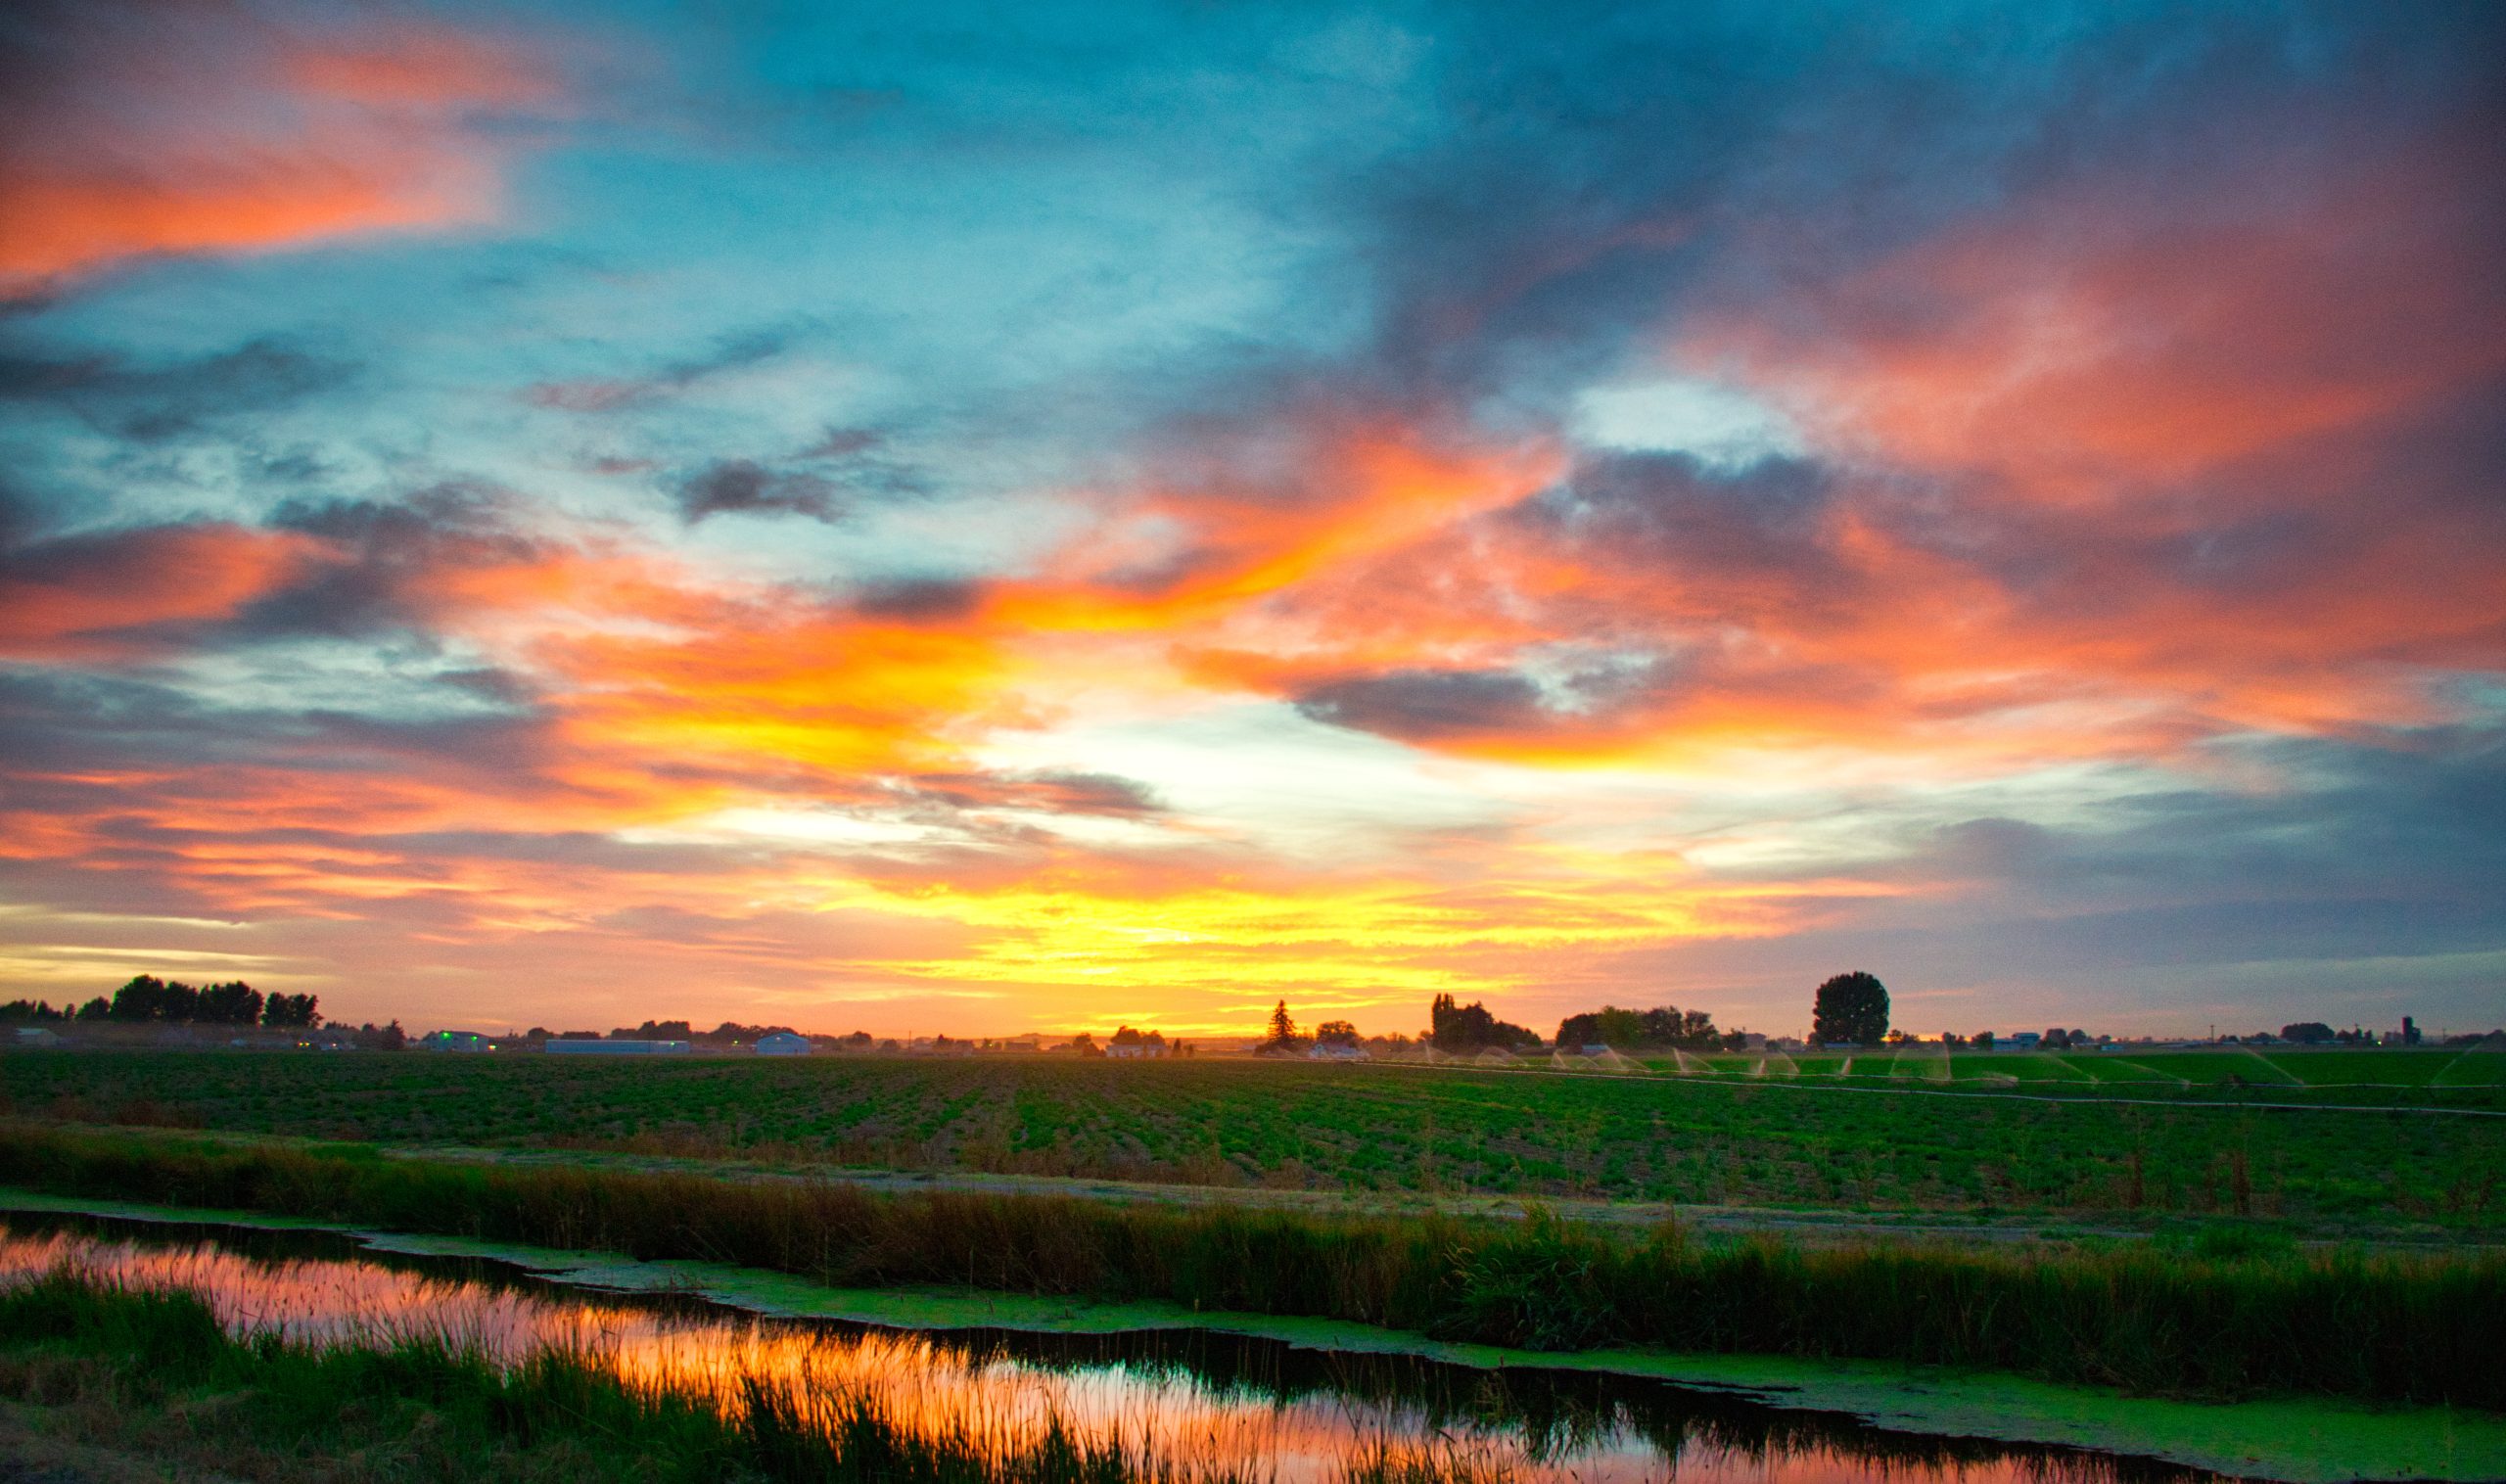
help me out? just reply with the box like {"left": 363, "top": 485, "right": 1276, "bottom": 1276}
{"left": 0, "top": 15, "right": 573, "bottom": 296}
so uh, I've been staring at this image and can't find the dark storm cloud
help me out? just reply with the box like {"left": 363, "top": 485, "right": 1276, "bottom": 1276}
{"left": 435, "top": 667, "right": 538, "bottom": 706}
{"left": 294, "top": 708, "right": 554, "bottom": 775}
{"left": 0, "top": 520, "right": 174, "bottom": 598}
{"left": 1526, "top": 451, "right": 1847, "bottom": 601}
{"left": 1172, "top": 3, "right": 2501, "bottom": 441}
{"left": 852, "top": 578, "right": 983, "bottom": 622}
{"left": 798, "top": 427, "right": 883, "bottom": 459}
{"left": 0, "top": 512, "right": 309, "bottom": 659}
{"left": 0, "top": 482, "right": 593, "bottom": 662}
{"left": 0, "top": 336, "right": 356, "bottom": 441}
{"left": 675, "top": 459, "right": 844, "bottom": 523}
{"left": 1254, "top": 5, "right": 2071, "bottom": 416}
{"left": 0, "top": 482, "right": 32, "bottom": 545}
{"left": 721, "top": 425, "right": 931, "bottom": 512}
{"left": 733, "top": 425, "right": 936, "bottom": 512}
{"left": 1593, "top": 725, "right": 2506, "bottom": 1027}
{"left": 1943, "top": 730, "right": 2506, "bottom": 912}
{"left": 244, "top": 485, "right": 543, "bottom": 638}
{"left": 1829, "top": 726, "right": 2504, "bottom": 977}
{"left": 0, "top": 669, "right": 218, "bottom": 773}
{"left": 1293, "top": 669, "right": 1547, "bottom": 741}
{"left": 0, "top": 667, "right": 547, "bottom": 781}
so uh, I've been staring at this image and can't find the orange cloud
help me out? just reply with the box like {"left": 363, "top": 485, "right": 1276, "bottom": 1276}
{"left": 0, "top": 18, "right": 568, "bottom": 295}
{"left": 0, "top": 524, "right": 327, "bottom": 659}
{"left": 283, "top": 25, "right": 563, "bottom": 112}
{"left": 539, "top": 615, "right": 1018, "bottom": 787}
{"left": 992, "top": 426, "right": 1563, "bottom": 632}
{"left": 1682, "top": 153, "right": 2506, "bottom": 501}
{"left": 1137, "top": 139, "right": 2506, "bottom": 773}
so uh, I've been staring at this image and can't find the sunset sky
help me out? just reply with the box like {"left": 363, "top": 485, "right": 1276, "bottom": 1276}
{"left": 2, "top": 1, "right": 2500, "bottom": 1040}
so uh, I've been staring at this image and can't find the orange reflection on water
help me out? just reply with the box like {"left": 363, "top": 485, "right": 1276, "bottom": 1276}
{"left": 0, "top": 1229, "right": 2116, "bottom": 1483}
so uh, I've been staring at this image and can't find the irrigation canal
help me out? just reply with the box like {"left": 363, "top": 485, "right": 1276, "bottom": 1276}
{"left": 0, "top": 1209, "right": 2231, "bottom": 1483}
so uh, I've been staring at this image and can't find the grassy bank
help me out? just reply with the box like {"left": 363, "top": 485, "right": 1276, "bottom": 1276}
{"left": 0, "top": 1268, "right": 1193, "bottom": 1482}
{"left": 5, "top": 1050, "right": 2501, "bottom": 1219}
{"left": 1, "top": 1122, "right": 2498, "bottom": 1411}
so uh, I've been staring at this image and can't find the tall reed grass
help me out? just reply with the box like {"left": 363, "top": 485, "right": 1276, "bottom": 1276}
{"left": 0, "top": 1122, "right": 2496, "bottom": 1409}
{"left": 0, "top": 1269, "right": 1241, "bottom": 1482}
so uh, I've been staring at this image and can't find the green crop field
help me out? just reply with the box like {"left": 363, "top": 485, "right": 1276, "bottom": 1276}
{"left": 1637, "top": 1045, "right": 2506, "bottom": 1096}
{"left": 3, "top": 1049, "right": 2499, "bottom": 1226}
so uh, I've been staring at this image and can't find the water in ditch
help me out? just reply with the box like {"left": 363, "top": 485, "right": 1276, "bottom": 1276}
{"left": 0, "top": 1211, "right": 2218, "bottom": 1482}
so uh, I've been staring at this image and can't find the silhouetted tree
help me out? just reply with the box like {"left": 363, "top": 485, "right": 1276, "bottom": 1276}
{"left": 96, "top": 976, "right": 289, "bottom": 1026}
{"left": 1810, "top": 971, "right": 1889, "bottom": 1046}
{"left": 1428, "top": 994, "right": 1538, "bottom": 1051}
{"left": 197, "top": 981, "right": 263, "bottom": 1025}
{"left": 261, "top": 993, "right": 320, "bottom": 1029}
{"left": 1314, "top": 1019, "right": 1359, "bottom": 1047}
{"left": 108, "top": 975, "right": 170, "bottom": 1022}
{"left": 1554, "top": 1004, "right": 1720, "bottom": 1051}
{"left": 2280, "top": 1021, "right": 2335, "bottom": 1044}
{"left": 1256, "top": 1001, "right": 1310, "bottom": 1054}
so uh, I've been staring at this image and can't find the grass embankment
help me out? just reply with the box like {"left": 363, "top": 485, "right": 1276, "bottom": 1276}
{"left": 6, "top": 1050, "right": 2500, "bottom": 1218}
{"left": 0, "top": 1269, "right": 1202, "bottom": 1482}
{"left": 1, "top": 1122, "right": 2498, "bottom": 1412}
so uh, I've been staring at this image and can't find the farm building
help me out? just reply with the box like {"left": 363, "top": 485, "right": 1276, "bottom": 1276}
{"left": 545, "top": 1038, "right": 690, "bottom": 1055}
{"left": 755, "top": 1032, "right": 811, "bottom": 1055}
{"left": 417, "top": 1031, "right": 492, "bottom": 1052}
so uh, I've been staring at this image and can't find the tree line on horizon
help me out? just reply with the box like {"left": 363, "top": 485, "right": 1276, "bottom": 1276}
{"left": 0, "top": 977, "right": 317, "bottom": 1029}
{"left": 7, "top": 974, "right": 2481, "bottom": 1055}
{"left": 1244, "top": 987, "right": 1787, "bottom": 1056}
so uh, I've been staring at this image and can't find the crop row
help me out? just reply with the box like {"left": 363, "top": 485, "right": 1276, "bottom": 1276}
{"left": 3, "top": 1052, "right": 2498, "bottom": 1222}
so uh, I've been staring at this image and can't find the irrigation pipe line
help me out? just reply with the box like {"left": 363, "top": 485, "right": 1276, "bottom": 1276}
{"left": 1359, "top": 1058, "right": 2506, "bottom": 1117}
